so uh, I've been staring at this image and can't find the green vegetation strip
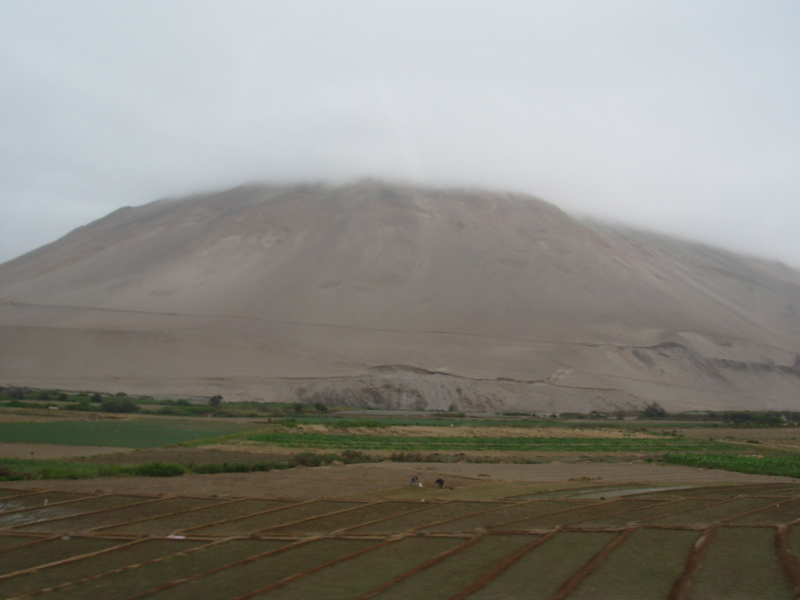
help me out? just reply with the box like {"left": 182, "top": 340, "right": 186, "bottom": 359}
{"left": 0, "top": 419, "right": 262, "bottom": 448}
{"left": 0, "top": 458, "right": 193, "bottom": 481}
{"left": 245, "top": 432, "right": 733, "bottom": 452}
{"left": 0, "top": 451, "right": 373, "bottom": 482}
{"left": 662, "top": 453, "right": 800, "bottom": 479}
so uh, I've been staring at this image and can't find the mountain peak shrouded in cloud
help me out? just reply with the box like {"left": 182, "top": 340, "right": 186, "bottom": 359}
{"left": 1, "top": 181, "right": 800, "bottom": 413}
{"left": 1, "top": 2, "right": 800, "bottom": 266}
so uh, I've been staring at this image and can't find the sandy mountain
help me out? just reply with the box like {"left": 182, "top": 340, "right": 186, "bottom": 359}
{"left": 2, "top": 180, "right": 800, "bottom": 413}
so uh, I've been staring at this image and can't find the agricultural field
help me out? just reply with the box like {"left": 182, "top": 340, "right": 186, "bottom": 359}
{"left": 3, "top": 400, "right": 800, "bottom": 597}
{"left": 3, "top": 481, "right": 800, "bottom": 599}
{"left": 0, "top": 419, "right": 261, "bottom": 449}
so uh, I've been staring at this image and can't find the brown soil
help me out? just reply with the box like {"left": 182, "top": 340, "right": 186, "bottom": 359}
{"left": 680, "top": 426, "right": 800, "bottom": 452}
{"left": 0, "top": 410, "right": 102, "bottom": 423}
{"left": 0, "top": 442, "right": 132, "bottom": 459}
{"left": 2, "top": 461, "right": 794, "bottom": 500}
{"left": 77, "top": 447, "right": 291, "bottom": 465}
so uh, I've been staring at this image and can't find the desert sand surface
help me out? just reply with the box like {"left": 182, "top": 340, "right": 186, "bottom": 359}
{"left": 2, "top": 181, "right": 800, "bottom": 413}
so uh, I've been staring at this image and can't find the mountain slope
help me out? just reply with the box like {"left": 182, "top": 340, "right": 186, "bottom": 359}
{"left": 2, "top": 180, "right": 799, "bottom": 412}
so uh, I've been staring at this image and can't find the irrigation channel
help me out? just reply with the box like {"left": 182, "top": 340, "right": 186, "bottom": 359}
{"left": 2, "top": 483, "right": 800, "bottom": 599}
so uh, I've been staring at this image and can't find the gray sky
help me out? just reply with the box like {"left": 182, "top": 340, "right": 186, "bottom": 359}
{"left": 1, "top": 1, "right": 799, "bottom": 266}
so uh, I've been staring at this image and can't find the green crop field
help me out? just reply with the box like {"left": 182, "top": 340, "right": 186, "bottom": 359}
{"left": 663, "top": 452, "right": 800, "bottom": 479}
{"left": 3, "top": 468, "right": 800, "bottom": 597}
{"left": 243, "top": 430, "right": 734, "bottom": 453}
{"left": 0, "top": 418, "right": 262, "bottom": 448}
{"left": 3, "top": 397, "right": 800, "bottom": 597}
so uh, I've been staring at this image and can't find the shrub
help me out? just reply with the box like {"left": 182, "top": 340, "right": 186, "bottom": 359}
{"left": 0, "top": 466, "right": 25, "bottom": 481}
{"left": 63, "top": 402, "right": 96, "bottom": 412}
{"left": 340, "top": 449, "right": 371, "bottom": 463}
{"left": 131, "top": 462, "right": 186, "bottom": 477}
{"left": 643, "top": 402, "right": 667, "bottom": 419}
{"left": 101, "top": 398, "right": 140, "bottom": 413}
{"left": 288, "top": 452, "right": 325, "bottom": 467}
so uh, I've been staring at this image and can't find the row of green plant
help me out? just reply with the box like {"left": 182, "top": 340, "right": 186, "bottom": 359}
{"left": 0, "top": 459, "right": 189, "bottom": 481}
{"left": 0, "top": 419, "right": 261, "bottom": 448}
{"left": 0, "top": 450, "right": 374, "bottom": 482}
{"left": 242, "top": 431, "right": 735, "bottom": 453}
{"left": 660, "top": 452, "right": 800, "bottom": 479}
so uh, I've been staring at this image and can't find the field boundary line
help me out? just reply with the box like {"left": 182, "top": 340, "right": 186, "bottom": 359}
{"left": 667, "top": 525, "right": 716, "bottom": 600}
{"left": 355, "top": 533, "right": 486, "bottom": 599}
{"left": 0, "top": 489, "right": 46, "bottom": 500}
{"left": 0, "top": 534, "right": 60, "bottom": 555}
{"left": 176, "top": 498, "right": 309, "bottom": 534}
{"left": 119, "top": 537, "right": 317, "bottom": 600}
{"left": 334, "top": 501, "right": 442, "bottom": 534}
{"left": 447, "top": 531, "right": 558, "bottom": 600}
{"left": 402, "top": 501, "right": 508, "bottom": 533}
{"left": 775, "top": 524, "right": 800, "bottom": 598}
{"left": 562, "top": 499, "right": 671, "bottom": 527}
{"left": 229, "top": 537, "right": 405, "bottom": 600}
{"left": 671, "top": 484, "right": 799, "bottom": 499}
{"left": 634, "top": 497, "right": 733, "bottom": 525}
{"left": 8, "top": 538, "right": 229, "bottom": 600}
{"left": 0, "top": 538, "right": 144, "bottom": 583}
{"left": 577, "top": 496, "right": 687, "bottom": 526}
{"left": 485, "top": 499, "right": 611, "bottom": 530}
{"left": 85, "top": 496, "right": 237, "bottom": 533}
{"left": 548, "top": 528, "right": 634, "bottom": 600}
{"left": 413, "top": 500, "right": 533, "bottom": 533}
{"left": 9, "top": 496, "right": 166, "bottom": 530}
{"left": 0, "top": 490, "right": 90, "bottom": 503}
{"left": 252, "top": 500, "right": 380, "bottom": 535}
{"left": 720, "top": 496, "right": 800, "bottom": 524}
{"left": 0, "top": 492, "right": 114, "bottom": 518}
{"left": 720, "top": 496, "right": 800, "bottom": 525}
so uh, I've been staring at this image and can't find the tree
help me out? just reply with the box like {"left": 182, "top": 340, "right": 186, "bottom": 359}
{"left": 209, "top": 395, "right": 223, "bottom": 409}
{"left": 643, "top": 402, "right": 667, "bottom": 419}
{"left": 101, "top": 398, "right": 140, "bottom": 413}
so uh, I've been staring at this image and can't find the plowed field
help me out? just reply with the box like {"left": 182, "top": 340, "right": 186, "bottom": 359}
{"left": 3, "top": 476, "right": 800, "bottom": 599}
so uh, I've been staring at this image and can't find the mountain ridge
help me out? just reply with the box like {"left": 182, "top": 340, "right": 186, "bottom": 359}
{"left": 1, "top": 180, "right": 799, "bottom": 412}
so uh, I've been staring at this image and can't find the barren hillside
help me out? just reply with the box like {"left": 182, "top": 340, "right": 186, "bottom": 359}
{"left": 2, "top": 180, "right": 799, "bottom": 412}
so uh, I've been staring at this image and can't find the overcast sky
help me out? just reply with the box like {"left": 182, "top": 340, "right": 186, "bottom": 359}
{"left": 1, "top": 1, "right": 799, "bottom": 266}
